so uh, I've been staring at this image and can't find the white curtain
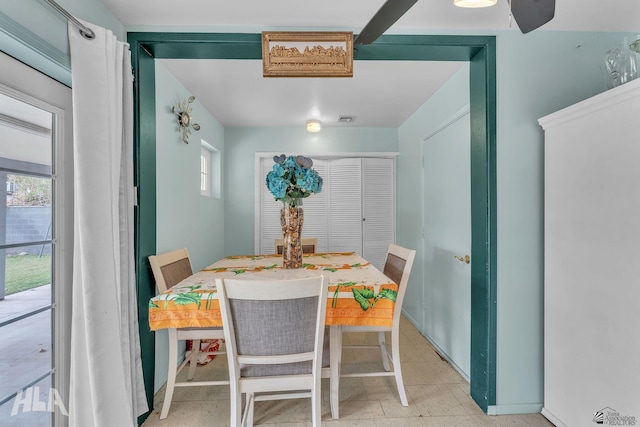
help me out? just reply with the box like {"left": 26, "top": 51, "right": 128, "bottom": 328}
{"left": 68, "top": 21, "right": 148, "bottom": 426}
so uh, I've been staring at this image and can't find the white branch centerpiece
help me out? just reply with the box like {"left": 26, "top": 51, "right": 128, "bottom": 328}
{"left": 266, "top": 154, "right": 323, "bottom": 268}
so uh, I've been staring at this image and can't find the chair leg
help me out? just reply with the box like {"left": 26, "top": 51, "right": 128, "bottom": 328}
{"left": 160, "top": 328, "right": 179, "bottom": 419}
{"left": 312, "top": 379, "right": 321, "bottom": 427}
{"left": 187, "top": 339, "right": 201, "bottom": 380}
{"left": 229, "top": 383, "right": 242, "bottom": 427}
{"left": 329, "top": 325, "right": 342, "bottom": 419}
{"left": 391, "top": 329, "right": 408, "bottom": 406}
{"left": 378, "top": 331, "right": 391, "bottom": 371}
{"left": 243, "top": 393, "right": 255, "bottom": 427}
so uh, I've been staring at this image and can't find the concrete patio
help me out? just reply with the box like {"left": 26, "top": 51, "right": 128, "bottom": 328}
{"left": 0, "top": 284, "right": 53, "bottom": 426}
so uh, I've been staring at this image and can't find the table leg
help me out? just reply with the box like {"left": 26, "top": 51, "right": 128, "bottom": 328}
{"left": 329, "top": 325, "right": 342, "bottom": 419}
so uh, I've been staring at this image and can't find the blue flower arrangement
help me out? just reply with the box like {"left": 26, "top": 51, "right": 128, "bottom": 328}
{"left": 266, "top": 154, "right": 323, "bottom": 207}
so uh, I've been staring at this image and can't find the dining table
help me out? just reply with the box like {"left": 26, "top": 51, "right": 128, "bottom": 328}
{"left": 148, "top": 251, "right": 398, "bottom": 419}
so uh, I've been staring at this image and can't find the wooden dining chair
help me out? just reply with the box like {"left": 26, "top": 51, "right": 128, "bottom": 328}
{"left": 275, "top": 237, "right": 317, "bottom": 254}
{"left": 148, "top": 248, "right": 228, "bottom": 419}
{"left": 339, "top": 243, "right": 416, "bottom": 406}
{"left": 216, "top": 275, "right": 328, "bottom": 427}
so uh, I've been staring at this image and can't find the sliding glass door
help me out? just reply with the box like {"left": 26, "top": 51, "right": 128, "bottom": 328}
{"left": 0, "top": 52, "right": 72, "bottom": 427}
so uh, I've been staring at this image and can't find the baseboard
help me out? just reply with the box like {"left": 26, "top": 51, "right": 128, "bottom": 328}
{"left": 401, "top": 310, "right": 421, "bottom": 331}
{"left": 417, "top": 330, "right": 470, "bottom": 383}
{"left": 403, "top": 312, "right": 544, "bottom": 417}
{"left": 486, "top": 403, "right": 544, "bottom": 415}
{"left": 541, "top": 407, "right": 567, "bottom": 427}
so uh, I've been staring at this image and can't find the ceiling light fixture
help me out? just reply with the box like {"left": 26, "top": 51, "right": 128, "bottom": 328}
{"left": 454, "top": 0, "right": 497, "bottom": 8}
{"left": 306, "top": 120, "right": 321, "bottom": 133}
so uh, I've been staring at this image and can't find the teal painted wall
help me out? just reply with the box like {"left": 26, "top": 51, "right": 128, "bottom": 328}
{"left": 155, "top": 63, "right": 225, "bottom": 271}
{"left": 397, "top": 62, "right": 470, "bottom": 361}
{"left": 399, "top": 30, "right": 636, "bottom": 413}
{"left": 223, "top": 127, "right": 398, "bottom": 256}
{"left": 0, "top": 0, "right": 124, "bottom": 85}
{"left": 493, "top": 29, "right": 632, "bottom": 414}
{"left": 1, "top": 0, "right": 124, "bottom": 48}
{"left": 153, "top": 62, "right": 226, "bottom": 390}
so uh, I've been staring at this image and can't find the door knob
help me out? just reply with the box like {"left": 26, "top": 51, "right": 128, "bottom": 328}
{"left": 454, "top": 255, "right": 470, "bottom": 264}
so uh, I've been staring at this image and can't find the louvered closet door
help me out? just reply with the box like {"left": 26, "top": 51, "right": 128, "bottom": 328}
{"left": 258, "top": 158, "right": 282, "bottom": 254}
{"left": 362, "top": 158, "right": 395, "bottom": 271}
{"left": 299, "top": 159, "right": 328, "bottom": 252}
{"left": 257, "top": 156, "right": 395, "bottom": 259}
{"left": 327, "top": 158, "right": 363, "bottom": 254}
{"left": 257, "top": 157, "right": 328, "bottom": 254}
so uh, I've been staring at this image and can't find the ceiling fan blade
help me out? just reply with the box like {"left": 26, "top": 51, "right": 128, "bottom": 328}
{"left": 354, "top": 0, "right": 418, "bottom": 45}
{"left": 510, "top": 0, "right": 555, "bottom": 34}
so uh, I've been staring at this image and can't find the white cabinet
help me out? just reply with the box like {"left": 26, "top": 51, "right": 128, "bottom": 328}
{"left": 539, "top": 79, "right": 640, "bottom": 427}
{"left": 255, "top": 155, "right": 396, "bottom": 270}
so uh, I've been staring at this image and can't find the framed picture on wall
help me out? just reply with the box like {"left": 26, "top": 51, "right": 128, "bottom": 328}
{"left": 262, "top": 31, "right": 354, "bottom": 78}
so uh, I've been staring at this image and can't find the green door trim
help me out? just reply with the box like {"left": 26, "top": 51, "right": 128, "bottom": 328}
{"left": 128, "top": 32, "right": 497, "bottom": 418}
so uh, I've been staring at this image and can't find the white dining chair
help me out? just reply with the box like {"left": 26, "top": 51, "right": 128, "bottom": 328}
{"left": 148, "top": 248, "right": 228, "bottom": 419}
{"left": 275, "top": 237, "right": 317, "bottom": 254}
{"left": 339, "top": 243, "right": 416, "bottom": 406}
{"left": 216, "top": 275, "right": 328, "bottom": 427}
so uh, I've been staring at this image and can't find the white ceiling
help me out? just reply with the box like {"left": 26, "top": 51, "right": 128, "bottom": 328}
{"left": 100, "top": 0, "right": 640, "bottom": 128}
{"left": 101, "top": 0, "right": 638, "bottom": 33}
{"left": 160, "top": 59, "right": 464, "bottom": 128}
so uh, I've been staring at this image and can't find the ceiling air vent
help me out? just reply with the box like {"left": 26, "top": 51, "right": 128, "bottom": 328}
{"left": 337, "top": 115, "right": 355, "bottom": 123}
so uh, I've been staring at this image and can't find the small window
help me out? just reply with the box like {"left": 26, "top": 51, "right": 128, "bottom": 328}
{"left": 200, "top": 145, "right": 211, "bottom": 196}
{"left": 200, "top": 140, "right": 221, "bottom": 198}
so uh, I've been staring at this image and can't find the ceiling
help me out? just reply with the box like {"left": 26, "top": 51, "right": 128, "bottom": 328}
{"left": 100, "top": 0, "right": 640, "bottom": 128}
{"left": 159, "top": 59, "right": 464, "bottom": 128}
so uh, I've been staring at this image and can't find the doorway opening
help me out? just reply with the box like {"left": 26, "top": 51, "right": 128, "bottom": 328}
{"left": 128, "top": 32, "right": 497, "bottom": 413}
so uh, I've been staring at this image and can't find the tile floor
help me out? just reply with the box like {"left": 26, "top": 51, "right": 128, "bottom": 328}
{"left": 142, "top": 317, "right": 554, "bottom": 427}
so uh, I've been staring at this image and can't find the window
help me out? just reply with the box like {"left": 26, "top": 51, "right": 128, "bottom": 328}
{"left": 200, "top": 145, "right": 211, "bottom": 196}
{"left": 200, "top": 140, "right": 220, "bottom": 198}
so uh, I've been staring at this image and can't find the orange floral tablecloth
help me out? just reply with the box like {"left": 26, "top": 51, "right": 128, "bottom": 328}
{"left": 149, "top": 252, "right": 397, "bottom": 330}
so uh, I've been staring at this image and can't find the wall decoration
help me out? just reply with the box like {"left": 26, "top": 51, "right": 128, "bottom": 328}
{"left": 262, "top": 32, "right": 353, "bottom": 77}
{"left": 172, "top": 96, "right": 200, "bottom": 144}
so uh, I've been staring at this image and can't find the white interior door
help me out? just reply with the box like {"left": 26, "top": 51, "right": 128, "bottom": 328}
{"left": 422, "top": 109, "right": 472, "bottom": 379}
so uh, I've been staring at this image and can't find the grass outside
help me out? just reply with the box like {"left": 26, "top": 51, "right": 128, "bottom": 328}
{"left": 5, "top": 254, "right": 51, "bottom": 295}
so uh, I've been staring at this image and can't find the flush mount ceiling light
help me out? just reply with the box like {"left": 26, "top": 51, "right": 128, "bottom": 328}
{"left": 454, "top": 0, "right": 497, "bottom": 7}
{"left": 306, "top": 120, "right": 321, "bottom": 133}
{"left": 172, "top": 96, "right": 200, "bottom": 144}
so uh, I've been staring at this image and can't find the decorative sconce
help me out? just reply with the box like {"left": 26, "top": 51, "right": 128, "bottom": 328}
{"left": 172, "top": 96, "right": 200, "bottom": 144}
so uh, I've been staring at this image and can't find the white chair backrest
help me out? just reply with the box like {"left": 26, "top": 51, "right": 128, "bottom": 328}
{"left": 149, "top": 248, "right": 193, "bottom": 293}
{"left": 383, "top": 244, "right": 416, "bottom": 325}
{"left": 275, "top": 237, "right": 318, "bottom": 254}
{"left": 216, "top": 276, "right": 328, "bottom": 379}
